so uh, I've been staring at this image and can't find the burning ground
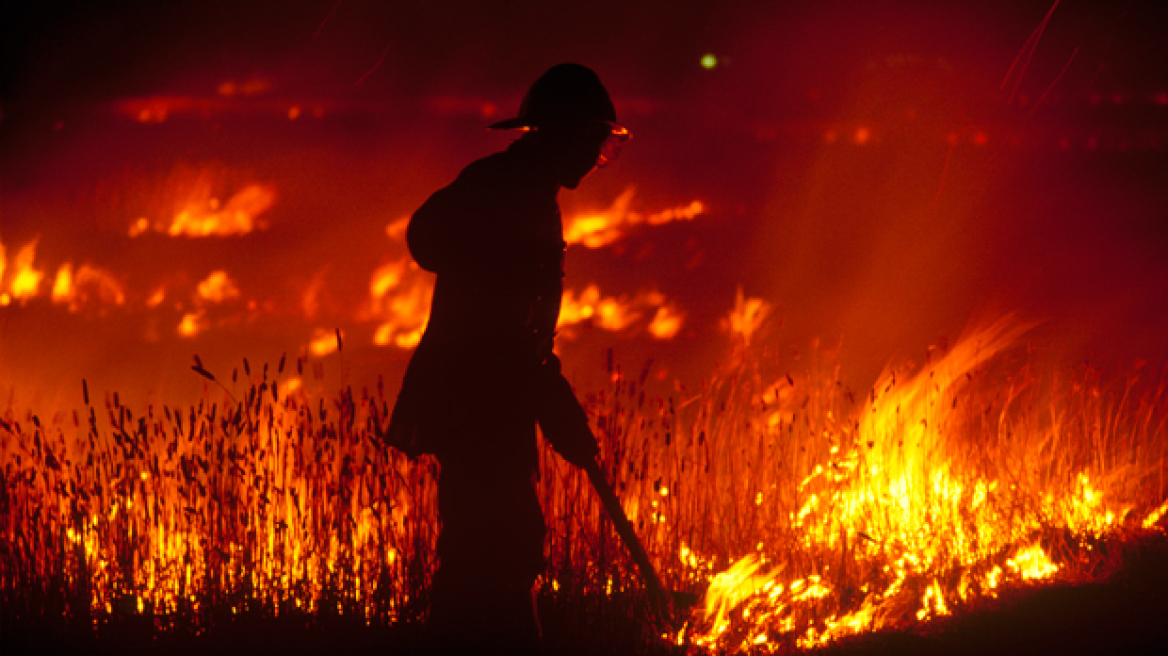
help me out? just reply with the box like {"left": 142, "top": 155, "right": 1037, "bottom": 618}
{"left": 3, "top": 316, "right": 1168, "bottom": 654}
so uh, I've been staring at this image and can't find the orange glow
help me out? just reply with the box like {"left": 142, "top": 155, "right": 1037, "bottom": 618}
{"left": 177, "top": 311, "right": 206, "bottom": 338}
{"left": 51, "top": 262, "right": 73, "bottom": 303}
{"left": 216, "top": 78, "right": 273, "bottom": 97}
{"left": 725, "top": 287, "right": 772, "bottom": 346}
{"left": 117, "top": 96, "right": 193, "bottom": 123}
{"left": 146, "top": 286, "right": 167, "bottom": 308}
{"left": 676, "top": 317, "right": 1163, "bottom": 652}
{"left": 51, "top": 263, "right": 126, "bottom": 310}
{"left": 558, "top": 285, "right": 684, "bottom": 339}
{"left": 196, "top": 270, "right": 240, "bottom": 303}
{"left": 126, "top": 168, "right": 276, "bottom": 238}
{"left": 309, "top": 327, "right": 342, "bottom": 356}
{"left": 1008, "top": 543, "right": 1058, "bottom": 581}
{"left": 385, "top": 216, "right": 410, "bottom": 241}
{"left": 648, "top": 303, "right": 685, "bottom": 340}
{"left": 128, "top": 217, "right": 150, "bottom": 237}
{"left": 168, "top": 183, "right": 275, "bottom": 237}
{"left": 564, "top": 187, "right": 704, "bottom": 248}
{"left": 366, "top": 259, "right": 432, "bottom": 350}
{"left": 301, "top": 271, "right": 327, "bottom": 320}
{"left": 1, "top": 316, "right": 1164, "bottom": 644}
{"left": 700, "top": 555, "right": 780, "bottom": 639}
{"left": 7, "top": 239, "right": 44, "bottom": 301}
{"left": 1143, "top": 500, "right": 1168, "bottom": 529}
{"left": 595, "top": 296, "right": 639, "bottom": 332}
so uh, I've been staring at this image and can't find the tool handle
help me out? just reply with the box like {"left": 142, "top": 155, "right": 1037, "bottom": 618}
{"left": 584, "top": 459, "right": 665, "bottom": 598}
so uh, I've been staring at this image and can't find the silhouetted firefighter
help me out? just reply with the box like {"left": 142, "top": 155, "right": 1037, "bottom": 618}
{"left": 387, "top": 64, "right": 631, "bottom": 653}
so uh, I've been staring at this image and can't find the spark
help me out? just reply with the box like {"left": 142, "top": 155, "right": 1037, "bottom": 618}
{"left": 315, "top": 0, "right": 344, "bottom": 40}
{"left": 1001, "top": 0, "right": 1062, "bottom": 104}
{"left": 1026, "top": 47, "right": 1079, "bottom": 119}
{"left": 355, "top": 42, "right": 393, "bottom": 86}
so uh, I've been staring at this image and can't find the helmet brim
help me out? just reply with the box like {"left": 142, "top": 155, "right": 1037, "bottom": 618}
{"left": 487, "top": 117, "right": 534, "bottom": 131}
{"left": 487, "top": 118, "right": 629, "bottom": 135}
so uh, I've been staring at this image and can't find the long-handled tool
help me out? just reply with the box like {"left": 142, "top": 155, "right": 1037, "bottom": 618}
{"left": 582, "top": 457, "right": 699, "bottom": 623}
{"left": 535, "top": 355, "right": 697, "bottom": 622}
{"left": 582, "top": 459, "right": 664, "bottom": 595}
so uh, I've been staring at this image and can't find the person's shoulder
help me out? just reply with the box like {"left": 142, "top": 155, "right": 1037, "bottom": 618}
{"left": 448, "top": 145, "right": 546, "bottom": 202}
{"left": 456, "top": 148, "right": 518, "bottom": 183}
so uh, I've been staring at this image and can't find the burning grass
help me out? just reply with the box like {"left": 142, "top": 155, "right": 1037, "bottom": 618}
{"left": 2, "top": 317, "right": 1167, "bottom": 654}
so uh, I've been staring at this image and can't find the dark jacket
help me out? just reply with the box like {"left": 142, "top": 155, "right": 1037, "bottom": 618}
{"left": 408, "top": 138, "right": 564, "bottom": 349}
{"left": 388, "top": 138, "right": 566, "bottom": 467}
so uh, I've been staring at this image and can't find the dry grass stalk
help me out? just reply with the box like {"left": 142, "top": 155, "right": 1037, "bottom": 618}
{"left": 1, "top": 320, "right": 1166, "bottom": 654}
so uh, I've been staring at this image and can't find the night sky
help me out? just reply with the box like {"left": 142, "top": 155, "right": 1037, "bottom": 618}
{"left": 5, "top": 1, "right": 1166, "bottom": 116}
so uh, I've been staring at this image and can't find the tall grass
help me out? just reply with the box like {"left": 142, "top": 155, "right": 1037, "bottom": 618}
{"left": 2, "top": 319, "right": 1166, "bottom": 653}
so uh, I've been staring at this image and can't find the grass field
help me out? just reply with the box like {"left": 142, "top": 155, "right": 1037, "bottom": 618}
{"left": 3, "top": 317, "right": 1167, "bottom": 654}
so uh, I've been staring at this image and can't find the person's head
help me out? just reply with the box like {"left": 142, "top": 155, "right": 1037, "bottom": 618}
{"left": 489, "top": 63, "right": 630, "bottom": 189}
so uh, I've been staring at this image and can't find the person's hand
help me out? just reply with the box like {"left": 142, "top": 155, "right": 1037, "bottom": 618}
{"left": 534, "top": 327, "right": 556, "bottom": 365}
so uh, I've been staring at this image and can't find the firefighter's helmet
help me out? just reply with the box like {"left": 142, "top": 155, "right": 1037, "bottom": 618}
{"left": 488, "top": 63, "right": 616, "bottom": 130}
{"left": 489, "top": 63, "right": 630, "bottom": 166}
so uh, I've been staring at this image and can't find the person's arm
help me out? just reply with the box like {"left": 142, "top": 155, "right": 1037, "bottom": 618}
{"left": 530, "top": 241, "right": 564, "bottom": 363}
{"left": 407, "top": 184, "right": 465, "bottom": 274}
{"left": 536, "top": 354, "right": 600, "bottom": 467}
{"left": 408, "top": 157, "right": 519, "bottom": 277}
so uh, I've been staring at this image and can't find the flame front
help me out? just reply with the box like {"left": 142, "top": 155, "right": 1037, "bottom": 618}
{"left": 1, "top": 238, "right": 125, "bottom": 311}
{"left": 1, "top": 316, "right": 1165, "bottom": 647}
{"left": 1, "top": 238, "right": 45, "bottom": 304}
{"left": 366, "top": 258, "right": 431, "bottom": 350}
{"left": 125, "top": 166, "right": 275, "bottom": 238}
{"left": 2, "top": 180, "right": 1166, "bottom": 651}
{"left": 564, "top": 186, "right": 704, "bottom": 248}
{"left": 673, "top": 317, "right": 1163, "bottom": 652}
{"left": 558, "top": 284, "right": 684, "bottom": 339}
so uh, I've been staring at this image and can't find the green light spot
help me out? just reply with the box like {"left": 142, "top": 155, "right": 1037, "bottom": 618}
{"left": 701, "top": 53, "right": 718, "bottom": 70}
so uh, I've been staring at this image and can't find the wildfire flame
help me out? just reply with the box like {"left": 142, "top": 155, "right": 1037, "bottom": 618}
{"left": 127, "top": 168, "right": 275, "bottom": 238}
{"left": 674, "top": 316, "right": 1161, "bottom": 652}
{"left": 309, "top": 328, "right": 343, "bottom": 357}
{"left": 167, "top": 183, "right": 275, "bottom": 237}
{"left": 0, "top": 238, "right": 125, "bottom": 311}
{"left": 177, "top": 311, "right": 207, "bottom": 338}
{"left": 725, "top": 287, "right": 773, "bottom": 346}
{"left": 557, "top": 284, "right": 685, "bottom": 340}
{"left": 3, "top": 176, "right": 1166, "bottom": 652}
{"left": 366, "top": 258, "right": 431, "bottom": 350}
{"left": 564, "top": 187, "right": 704, "bottom": 248}
{"left": 51, "top": 263, "right": 127, "bottom": 311}
{"left": 1, "top": 238, "right": 45, "bottom": 304}
{"left": 195, "top": 270, "right": 240, "bottom": 304}
{"left": 0, "top": 316, "right": 1165, "bottom": 648}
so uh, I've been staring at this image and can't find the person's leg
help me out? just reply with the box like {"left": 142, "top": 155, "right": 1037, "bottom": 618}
{"left": 426, "top": 351, "right": 544, "bottom": 652}
{"left": 428, "top": 458, "right": 545, "bottom": 653}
